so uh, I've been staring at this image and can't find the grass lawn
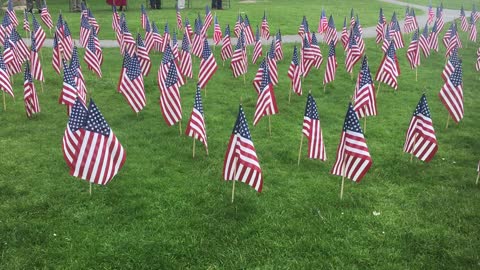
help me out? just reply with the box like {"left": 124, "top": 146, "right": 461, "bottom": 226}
{"left": 16, "top": 0, "right": 418, "bottom": 40}
{"left": 1, "top": 11, "right": 480, "bottom": 269}
{"left": 401, "top": 0, "right": 480, "bottom": 10}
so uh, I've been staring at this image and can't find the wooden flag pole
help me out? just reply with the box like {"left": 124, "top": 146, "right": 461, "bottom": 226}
{"left": 89, "top": 182, "right": 92, "bottom": 195}
{"left": 476, "top": 172, "right": 479, "bottom": 185}
{"left": 350, "top": 72, "right": 353, "bottom": 80}
{"left": 192, "top": 139, "right": 196, "bottom": 158}
{"left": 363, "top": 117, "right": 367, "bottom": 134}
{"left": 205, "top": 85, "right": 207, "bottom": 97}
{"left": 179, "top": 120, "right": 183, "bottom": 135}
{"left": 445, "top": 113, "right": 450, "bottom": 129}
{"left": 376, "top": 82, "right": 381, "bottom": 97}
{"left": 340, "top": 158, "right": 347, "bottom": 200}
{"left": 3, "top": 90, "right": 6, "bottom": 111}
{"left": 41, "top": 81, "right": 44, "bottom": 93}
{"left": 415, "top": 67, "right": 418, "bottom": 82}
{"left": 297, "top": 135, "right": 304, "bottom": 166}
{"left": 243, "top": 73, "right": 246, "bottom": 85}
{"left": 268, "top": 115, "right": 272, "bottom": 137}
{"left": 288, "top": 83, "right": 292, "bottom": 103}
{"left": 231, "top": 157, "right": 238, "bottom": 203}
{"left": 323, "top": 84, "right": 326, "bottom": 93}
{"left": 410, "top": 133, "right": 418, "bottom": 162}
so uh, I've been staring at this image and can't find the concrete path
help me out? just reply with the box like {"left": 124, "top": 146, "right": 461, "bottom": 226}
{"left": 25, "top": 0, "right": 463, "bottom": 48}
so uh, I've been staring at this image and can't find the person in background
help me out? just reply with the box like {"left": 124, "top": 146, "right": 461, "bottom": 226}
{"left": 26, "top": 0, "right": 41, "bottom": 13}
{"left": 150, "top": 0, "right": 161, "bottom": 9}
{"left": 106, "top": 0, "right": 127, "bottom": 11}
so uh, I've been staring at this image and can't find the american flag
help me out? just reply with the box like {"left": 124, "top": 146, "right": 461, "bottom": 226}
{"left": 476, "top": 47, "right": 480, "bottom": 71}
{"left": 318, "top": 9, "right": 328, "bottom": 34}
{"left": 406, "top": 29, "right": 420, "bottom": 69}
{"left": 253, "top": 63, "right": 278, "bottom": 126}
{"left": 375, "top": 41, "right": 400, "bottom": 90}
{"left": 92, "top": 27, "right": 103, "bottom": 66}
{"left": 230, "top": 30, "right": 247, "bottom": 78}
{"left": 62, "top": 20, "right": 73, "bottom": 61}
{"left": 442, "top": 47, "right": 459, "bottom": 82}
{"left": 442, "top": 23, "right": 454, "bottom": 48}
{"left": 341, "top": 17, "right": 348, "bottom": 50}
{"left": 144, "top": 18, "right": 153, "bottom": 52}
{"left": 223, "top": 105, "right": 263, "bottom": 192}
{"left": 11, "top": 29, "right": 28, "bottom": 63}
{"left": 355, "top": 15, "right": 363, "bottom": 34}
{"left": 354, "top": 55, "right": 377, "bottom": 118}
{"left": 267, "top": 40, "right": 278, "bottom": 85}
{"left": 390, "top": 13, "right": 404, "bottom": 49}
{"left": 176, "top": 5, "right": 183, "bottom": 30}
{"left": 439, "top": 60, "right": 463, "bottom": 123}
{"left": 62, "top": 98, "right": 88, "bottom": 169}
{"left": 191, "top": 19, "right": 203, "bottom": 58}
{"left": 298, "top": 16, "right": 311, "bottom": 42}
{"left": 350, "top": 9, "right": 355, "bottom": 29}
{"left": 302, "top": 93, "right": 326, "bottom": 160}
{"left": 445, "top": 24, "right": 461, "bottom": 58}
{"left": 121, "top": 18, "right": 136, "bottom": 56}
{"left": 56, "top": 13, "right": 65, "bottom": 40}
{"left": 185, "top": 85, "right": 208, "bottom": 152}
{"left": 0, "top": 48, "right": 13, "bottom": 97}
{"left": 59, "top": 60, "right": 78, "bottom": 111}
{"left": 324, "top": 15, "right": 338, "bottom": 46}
{"left": 419, "top": 23, "right": 430, "bottom": 58}
{"left": 234, "top": 14, "right": 244, "bottom": 38}
{"left": 435, "top": 6, "right": 445, "bottom": 32}
{"left": 460, "top": 5, "right": 468, "bottom": 31}
{"left": 203, "top": 5, "right": 213, "bottom": 34}
{"left": 261, "top": 11, "right": 270, "bottom": 39}
{"left": 6, "top": 0, "right": 18, "bottom": 27}
{"left": 118, "top": 53, "right": 146, "bottom": 113}
{"left": 404, "top": 7, "right": 412, "bottom": 33}
{"left": 4, "top": 35, "right": 21, "bottom": 76}
{"left": 198, "top": 39, "right": 217, "bottom": 89}
{"left": 252, "top": 26, "right": 262, "bottom": 64}
{"left": 376, "top": 8, "right": 385, "bottom": 44}
{"left": 30, "top": 30, "right": 44, "bottom": 82}
{"left": 427, "top": 4, "right": 435, "bottom": 25}
{"left": 140, "top": 4, "right": 148, "bottom": 30}
{"left": 23, "top": 9, "right": 30, "bottom": 32}
{"left": 23, "top": 62, "right": 40, "bottom": 118}
{"left": 310, "top": 32, "right": 323, "bottom": 69}
{"left": 473, "top": 4, "right": 480, "bottom": 22}
{"left": 0, "top": 14, "right": 13, "bottom": 45}
{"left": 352, "top": 21, "right": 365, "bottom": 55}
{"left": 469, "top": 15, "right": 477, "bottom": 42}
{"left": 252, "top": 59, "right": 265, "bottom": 94}
{"left": 136, "top": 34, "right": 151, "bottom": 77}
{"left": 87, "top": 9, "right": 100, "bottom": 35}
{"left": 288, "top": 47, "right": 302, "bottom": 95}
{"left": 243, "top": 15, "right": 255, "bottom": 45}
{"left": 213, "top": 15, "right": 222, "bottom": 45}
{"left": 275, "top": 30, "right": 283, "bottom": 61}
{"left": 161, "top": 23, "right": 171, "bottom": 53}
{"left": 84, "top": 30, "right": 102, "bottom": 78}
{"left": 80, "top": 16, "right": 92, "bottom": 48}
{"left": 151, "top": 21, "right": 163, "bottom": 52}
{"left": 323, "top": 41, "right": 337, "bottom": 85}
{"left": 408, "top": 9, "right": 419, "bottom": 33}
{"left": 171, "top": 31, "right": 179, "bottom": 61}
{"left": 179, "top": 32, "right": 193, "bottom": 79}
{"left": 40, "top": 2, "right": 53, "bottom": 29}
{"left": 52, "top": 32, "right": 61, "bottom": 74}
{"left": 185, "top": 17, "right": 194, "bottom": 39}
{"left": 70, "top": 47, "right": 87, "bottom": 105}
{"left": 221, "top": 24, "right": 233, "bottom": 61}
{"left": 404, "top": 94, "right": 438, "bottom": 162}
{"left": 111, "top": 5, "right": 120, "bottom": 34}
{"left": 429, "top": 20, "right": 439, "bottom": 52}
{"left": 159, "top": 56, "right": 183, "bottom": 126}
{"left": 331, "top": 103, "right": 372, "bottom": 182}
{"left": 345, "top": 29, "right": 361, "bottom": 73}
{"left": 80, "top": 2, "right": 88, "bottom": 18}
{"left": 70, "top": 99, "right": 126, "bottom": 186}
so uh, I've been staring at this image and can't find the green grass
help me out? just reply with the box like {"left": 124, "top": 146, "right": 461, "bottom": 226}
{"left": 16, "top": 0, "right": 420, "bottom": 40}
{"left": 400, "top": 0, "right": 480, "bottom": 10}
{"left": 1, "top": 16, "right": 480, "bottom": 269}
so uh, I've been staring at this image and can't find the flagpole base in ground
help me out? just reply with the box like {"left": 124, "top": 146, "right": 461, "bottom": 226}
{"left": 376, "top": 83, "right": 381, "bottom": 98}
{"left": 363, "top": 117, "right": 366, "bottom": 134}
{"left": 340, "top": 176, "right": 345, "bottom": 200}
{"left": 476, "top": 173, "right": 479, "bottom": 185}
{"left": 297, "top": 135, "right": 304, "bottom": 166}
{"left": 192, "top": 139, "right": 196, "bottom": 158}
{"left": 89, "top": 182, "right": 92, "bottom": 196}
{"left": 2, "top": 90, "right": 5, "bottom": 111}
{"left": 231, "top": 180, "right": 236, "bottom": 203}
{"left": 445, "top": 113, "right": 450, "bottom": 129}
{"left": 268, "top": 115, "right": 272, "bottom": 137}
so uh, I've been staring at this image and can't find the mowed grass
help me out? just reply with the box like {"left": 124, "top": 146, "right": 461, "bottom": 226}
{"left": 401, "top": 0, "right": 480, "bottom": 10}
{"left": 1, "top": 27, "right": 480, "bottom": 268}
{"left": 18, "top": 0, "right": 416, "bottom": 40}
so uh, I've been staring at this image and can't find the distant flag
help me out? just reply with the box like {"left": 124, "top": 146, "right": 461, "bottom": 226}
{"left": 62, "top": 20, "right": 74, "bottom": 61}
{"left": 404, "top": 94, "right": 438, "bottom": 162}
{"left": 427, "top": 3, "right": 435, "bottom": 24}
{"left": 23, "top": 9, "right": 30, "bottom": 32}
{"left": 70, "top": 99, "right": 126, "bottom": 186}
{"left": 341, "top": 17, "right": 348, "bottom": 49}
{"left": 203, "top": 5, "right": 213, "bottom": 33}
{"left": 184, "top": 17, "right": 193, "bottom": 39}
{"left": 179, "top": 32, "right": 193, "bottom": 79}
{"left": 345, "top": 29, "right": 361, "bottom": 74}
{"left": 354, "top": 55, "right": 377, "bottom": 118}
{"left": 243, "top": 15, "right": 255, "bottom": 45}
{"left": 439, "top": 60, "right": 463, "bottom": 123}
{"left": 191, "top": 19, "right": 203, "bottom": 58}
{"left": 6, "top": 0, "right": 18, "bottom": 27}
{"left": 476, "top": 48, "right": 480, "bottom": 71}
{"left": 84, "top": 30, "right": 102, "bottom": 78}
{"left": 353, "top": 20, "right": 365, "bottom": 55}
{"left": 350, "top": 8, "right": 355, "bottom": 28}
{"left": 324, "top": 15, "right": 338, "bottom": 46}
{"left": 0, "top": 48, "right": 13, "bottom": 98}
{"left": 30, "top": 30, "right": 44, "bottom": 82}
{"left": 223, "top": 105, "right": 263, "bottom": 193}
{"left": 429, "top": 19, "right": 439, "bottom": 52}
{"left": 473, "top": 4, "right": 480, "bottom": 22}
{"left": 252, "top": 26, "right": 262, "bottom": 64}
{"left": 92, "top": 28, "right": 103, "bottom": 66}
{"left": 80, "top": 2, "right": 88, "bottom": 18}
{"left": 144, "top": 17, "right": 153, "bottom": 52}
{"left": 120, "top": 17, "right": 136, "bottom": 56}
{"left": 3, "top": 35, "right": 21, "bottom": 76}
{"left": 323, "top": 41, "right": 337, "bottom": 85}
{"left": 288, "top": 46, "right": 302, "bottom": 96}
{"left": 376, "top": 8, "right": 386, "bottom": 44}
{"left": 213, "top": 15, "right": 222, "bottom": 45}
{"left": 151, "top": 21, "right": 163, "bottom": 52}
{"left": 445, "top": 24, "right": 461, "bottom": 58}
{"left": 80, "top": 16, "right": 92, "bottom": 48}
{"left": 0, "top": 13, "right": 13, "bottom": 44}
{"left": 375, "top": 41, "right": 400, "bottom": 90}
{"left": 230, "top": 30, "right": 247, "bottom": 78}
{"left": 404, "top": 7, "right": 412, "bottom": 33}
{"left": 298, "top": 16, "right": 311, "bottom": 41}
{"left": 11, "top": 29, "right": 28, "bottom": 63}
{"left": 171, "top": 31, "right": 179, "bottom": 60}
{"left": 111, "top": 5, "right": 120, "bottom": 34}
{"left": 310, "top": 32, "right": 323, "bottom": 70}
{"left": 267, "top": 40, "right": 278, "bottom": 85}
{"left": 469, "top": 15, "right": 477, "bottom": 42}
{"left": 87, "top": 9, "right": 100, "bottom": 35}
{"left": 185, "top": 85, "right": 208, "bottom": 154}
{"left": 198, "top": 39, "right": 218, "bottom": 89}
{"left": 62, "top": 98, "right": 88, "bottom": 169}
{"left": 390, "top": 13, "right": 404, "bottom": 49}
{"left": 234, "top": 14, "right": 243, "bottom": 37}
{"left": 302, "top": 93, "right": 326, "bottom": 161}
{"left": 261, "top": 11, "right": 270, "bottom": 39}
{"left": 70, "top": 47, "right": 87, "bottom": 105}
{"left": 331, "top": 103, "right": 372, "bottom": 183}
{"left": 52, "top": 32, "right": 61, "bottom": 74}
{"left": 161, "top": 23, "right": 171, "bottom": 53}
{"left": 460, "top": 5, "right": 468, "bottom": 32}
{"left": 176, "top": 5, "right": 183, "bottom": 30}
{"left": 59, "top": 60, "right": 78, "bottom": 111}
{"left": 318, "top": 9, "right": 328, "bottom": 34}
{"left": 23, "top": 62, "right": 40, "bottom": 118}
{"left": 136, "top": 34, "right": 151, "bottom": 77}
{"left": 275, "top": 30, "right": 284, "bottom": 61}
{"left": 435, "top": 6, "right": 445, "bottom": 32}
{"left": 159, "top": 49, "right": 183, "bottom": 126}
{"left": 252, "top": 58, "right": 266, "bottom": 94}
{"left": 40, "top": 1, "right": 53, "bottom": 29}
{"left": 221, "top": 24, "right": 233, "bottom": 61}
{"left": 419, "top": 23, "right": 430, "bottom": 58}
{"left": 406, "top": 29, "right": 420, "bottom": 69}
{"left": 253, "top": 63, "right": 278, "bottom": 126}
{"left": 118, "top": 53, "right": 146, "bottom": 113}
{"left": 140, "top": 4, "right": 148, "bottom": 30}
{"left": 409, "top": 9, "right": 419, "bottom": 32}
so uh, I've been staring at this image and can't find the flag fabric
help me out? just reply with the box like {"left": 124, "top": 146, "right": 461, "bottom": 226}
{"left": 345, "top": 29, "right": 361, "bottom": 73}
{"left": 275, "top": 30, "right": 284, "bottom": 61}
{"left": 318, "top": 9, "right": 328, "bottom": 34}
{"left": 429, "top": 20, "right": 439, "bottom": 52}
{"left": 179, "top": 32, "right": 193, "bottom": 79}
{"left": 118, "top": 53, "right": 146, "bottom": 113}
{"left": 140, "top": 4, "right": 148, "bottom": 30}
{"left": 442, "top": 47, "right": 459, "bottom": 82}
{"left": 84, "top": 30, "right": 102, "bottom": 78}
{"left": 70, "top": 99, "right": 126, "bottom": 186}
{"left": 435, "top": 7, "right": 445, "bottom": 32}
{"left": 111, "top": 5, "right": 120, "bottom": 33}
{"left": 221, "top": 24, "right": 233, "bottom": 61}
{"left": 302, "top": 93, "right": 326, "bottom": 160}
{"left": 40, "top": 2, "right": 53, "bottom": 29}
{"left": 198, "top": 39, "right": 218, "bottom": 89}
{"left": 0, "top": 48, "right": 13, "bottom": 97}
{"left": 203, "top": 5, "right": 213, "bottom": 34}
{"left": 243, "top": 15, "right": 255, "bottom": 45}
{"left": 176, "top": 5, "right": 183, "bottom": 30}
{"left": 476, "top": 47, "right": 480, "bottom": 71}
{"left": 324, "top": 15, "right": 338, "bottom": 46}
{"left": 143, "top": 17, "right": 153, "bottom": 51}
{"left": 375, "top": 41, "right": 400, "bottom": 90}
{"left": 469, "top": 15, "right": 477, "bottom": 42}
{"left": 191, "top": 19, "right": 203, "bottom": 58}
{"left": 460, "top": 6, "right": 468, "bottom": 32}
{"left": 171, "top": 31, "right": 179, "bottom": 62}
{"left": 0, "top": 14, "right": 13, "bottom": 45}
{"left": 354, "top": 55, "right": 377, "bottom": 118}
{"left": 80, "top": 16, "right": 92, "bottom": 48}
{"left": 23, "top": 62, "right": 40, "bottom": 118}
{"left": 23, "top": 9, "right": 30, "bottom": 32}
{"left": 376, "top": 8, "right": 385, "bottom": 44}
{"left": 3, "top": 35, "right": 20, "bottom": 76}
{"left": 261, "top": 11, "right": 270, "bottom": 39}
{"left": 427, "top": 4, "right": 435, "bottom": 24}
{"left": 445, "top": 25, "right": 461, "bottom": 58}
{"left": 161, "top": 23, "right": 171, "bottom": 53}
{"left": 30, "top": 30, "right": 44, "bottom": 82}
{"left": 87, "top": 9, "right": 100, "bottom": 35}
{"left": 32, "top": 15, "right": 46, "bottom": 50}
{"left": 267, "top": 40, "right": 278, "bottom": 85}
{"left": 80, "top": 2, "right": 88, "bottom": 18}
{"left": 323, "top": 41, "right": 337, "bottom": 85}
{"left": 252, "top": 26, "right": 262, "bottom": 64}
{"left": 288, "top": 46, "right": 302, "bottom": 95}
{"left": 213, "top": 15, "right": 222, "bottom": 45}
{"left": 419, "top": 23, "right": 430, "bottom": 58}
{"left": 151, "top": 21, "right": 163, "bottom": 52}
{"left": 473, "top": 4, "right": 480, "bottom": 22}
{"left": 70, "top": 47, "right": 87, "bottom": 105}
{"left": 52, "top": 32, "right": 61, "bottom": 74}
{"left": 61, "top": 20, "right": 74, "bottom": 61}
{"left": 355, "top": 14, "right": 363, "bottom": 34}
{"left": 390, "top": 13, "right": 404, "bottom": 49}
{"left": 381, "top": 25, "right": 391, "bottom": 53}
{"left": 439, "top": 60, "right": 464, "bottom": 123}
{"left": 223, "top": 105, "right": 263, "bottom": 193}
{"left": 253, "top": 63, "right": 278, "bottom": 126}
{"left": 230, "top": 30, "right": 247, "bottom": 78}
{"left": 310, "top": 33, "right": 323, "bottom": 69}
{"left": 252, "top": 59, "right": 266, "bottom": 94}
{"left": 7, "top": 0, "right": 18, "bottom": 27}
{"left": 62, "top": 98, "right": 88, "bottom": 169}
{"left": 136, "top": 33, "right": 151, "bottom": 77}
{"left": 121, "top": 18, "right": 137, "bottom": 56}
{"left": 331, "top": 103, "right": 372, "bottom": 182}
{"left": 341, "top": 17, "right": 348, "bottom": 49}
{"left": 59, "top": 60, "right": 78, "bottom": 111}
{"left": 403, "top": 94, "right": 438, "bottom": 162}
{"left": 185, "top": 85, "right": 208, "bottom": 152}
{"left": 158, "top": 46, "right": 183, "bottom": 126}
{"left": 234, "top": 14, "right": 244, "bottom": 38}
{"left": 406, "top": 29, "right": 420, "bottom": 69}
{"left": 185, "top": 17, "right": 194, "bottom": 38}
{"left": 353, "top": 21, "right": 365, "bottom": 55}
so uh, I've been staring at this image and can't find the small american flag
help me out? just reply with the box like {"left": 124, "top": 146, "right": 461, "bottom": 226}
{"left": 302, "top": 93, "right": 326, "bottom": 160}
{"left": 80, "top": 16, "right": 91, "bottom": 48}
{"left": 70, "top": 47, "right": 87, "bottom": 105}
{"left": 301, "top": 36, "right": 314, "bottom": 77}
{"left": 159, "top": 57, "right": 183, "bottom": 126}
{"left": 439, "top": 60, "right": 463, "bottom": 123}
{"left": 234, "top": 14, "right": 243, "bottom": 38}
{"left": 261, "top": 11, "right": 270, "bottom": 40}
{"left": 288, "top": 46, "right": 302, "bottom": 95}
{"left": 429, "top": 20, "right": 439, "bottom": 52}
{"left": 185, "top": 85, "right": 208, "bottom": 152}
{"left": 310, "top": 33, "right": 323, "bottom": 69}
{"left": 70, "top": 99, "right": 126, "bottom": 186}
{"left": 144, "top": 18, "right": 153, "bottom": 52}
{"left": 341, "top": 17, "right": 348, "bottom": 49}
{"left": 30, "top": 30, "right": 44, "bottom": 82}
{"left": 404, "top": 94, "right": 438, "bottom": 162}
{"left": 112, "top": 5, "right": 120, "bottom": 36}
{"left": 6, "top": 0, "right": 18, "bottom": 27}
{"left": 469, "top": 15, "right": 477, "bottom": 42}
{"left": 3, "top": 35, "right": 20, "bottom": 76}
{"left": 345, "top": 29, "right": 361, "bottom": 73}
{"left": 203, "top": 5, "right": 213, "bottom": 34}
{"left": 390, "top": 13, "right": 404, "bottom": 49}
{"left": 252, "top": 26, "right": 262, "bottom": 64}
{"left": 476, "top": 47, "right": 480, "bottom": 71}
{"left": 298, "top": 16, "right": 307, "bottom": 39}
{"left": 179, "top": 32, "right": 193, "bottom": 79}
{"left": 87, "top": 9, "right": 100, "bottom": 35}
{"left": 140, "top": 4, "right": 148, "bottom": 30}
{"left": 376, "top": 8, "right": 385, "bottom": 44}
{"left": 274, "top": 30, "right": 283, "bottom": 61}
{"left": 80, "top": 2, "right": 88, "bottom": 18}
{"left": 59, "top": 60, "right": 77, "bottom": 111}
{"left": 23, "top": 10, "right": 30, "bottom": 32}
{"left": 253, "top": 63, "right": 278, "bottom": 126}
{"left": 161, "top": 23, "right": 171, "bottom": 53}
{"left": 52, "top": 32, "right": 61, "bottom": 74}
{"left": 252, "top": 59, "right": 266, "bottom": 94}
{"left": 460, "top": 6, "right": 469, "bottom": 31}
{"left": 11, "top": 29, "right": 28, "bottom": 63}
{"left": 172, "top": 31, "right": 180, "bottom": 62}
{"left": 92, "top": 28, "right": 103, "bottom": 66}
{"left": 442, "top": 47, "right": 459, "bottom": 82}
{"left": 0, "top": 48, "right": 13, "bottom": 97}
{"left": 185, "top": 17, "right": 194, "bottom": 39}
{"left": 267, "top": 40, "right": 278, "bottom": 85}
{"left": 445, "top": 24, "right": 461, "bottom": 58}
{"left": 324, "top": 15, "right": 338, "bottom": 46}
{"left": 375, "top": 41, "right": 400, "bottom": 90}
{"left": 419, "top": 23, "right": 430, "bottom": 58}
{"left": 198, "top": 39, "right": 217, "bottom": 89}
{"left": 118, "top": 53, "right": 146, "bottom": 113}
{"left": 62, "top": 20, "right": 73, "bottom": 61}
{"left": 323, "top": 41, "right": 337, "bottom": 85}
{"left": 23, "top": 62, "right": 40, "bottom": 118}
{"left": 121, "top": 18, "right": 136, "bottom": 56}
{"left": 243, "top": 15, "right": 255, "bottom": 45}
{"left": 473, "top": 4, "right": 480, "bottom": 22}
{"left": 40, "top": 2, "right": 53, "bottom": 29}
{"left": 62, "top": 98, "right": 88, "bottom": 169}
{"left": 406, "top": 29, "right": 420, "bottom": 69}
{"left": 0, "top": 13, "right": 13, "bottom": 45}
{"left": 221, "top": 24, "right": 233, "bottom": 61}
{"left": 223, "top": 105, "right": 263, "bottom": 192}
{"left": 354, "top": 56, "right": 377, "bottom": 118}
{"left": 151, "top": 21, "right": 163, "bottom": 53}
{"left": 352, "top": 21, "right": 365, "bottom": 55}
{"left": 230, "top": 30, "right": 247, "bottom": 78}
{"left": 331, "top": 103, "right": 372, "bottom": 182}
{"left": 350, "top": 9, "right": 355, "bottom": 29}
{"left": 318, "top": 9, "right": 328, "bottom": 34}
{"left": 136, "top": 34, "right": 151, "bottom": 77}
{"left": 435, "top": 6, "right": 445, "bottom": 32}
{"left": 176, "top": 5, "right": 183, "bottom": 30}
{"left": 84, "top": 30, "right": 102, "bottom": 78}
{"left": 191, "top": 19, "right": 203, "bottom": 58}
{"left": 427, "top": 4, "right": 435, "bottom": 24}
{"left": 213, "top": 15, "right": 222, "bottom": 45}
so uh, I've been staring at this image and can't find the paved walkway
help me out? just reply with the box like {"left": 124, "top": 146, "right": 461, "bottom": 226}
{"left": 25, "top": 0, "right": 463, "bottom": 48}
